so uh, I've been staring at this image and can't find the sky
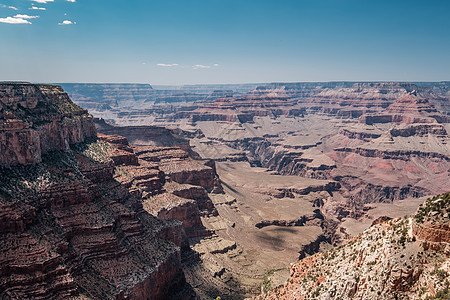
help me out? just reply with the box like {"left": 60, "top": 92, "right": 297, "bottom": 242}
{"left": 0, "top": 0, "right": 449, "bottom": 85}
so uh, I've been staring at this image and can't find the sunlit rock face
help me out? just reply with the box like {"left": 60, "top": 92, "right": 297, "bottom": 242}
{"left": 0, "top": 83, "right": 96, "bottom": 167}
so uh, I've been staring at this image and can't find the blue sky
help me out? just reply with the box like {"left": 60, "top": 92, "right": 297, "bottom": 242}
{"left": 0, "top": 0, "right": 449, "bottom": 84}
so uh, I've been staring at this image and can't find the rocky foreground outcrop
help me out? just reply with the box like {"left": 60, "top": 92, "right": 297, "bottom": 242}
{"left": 0, "top": 141, "right": 191, "bottom": 300}
{"left": 413, "top": 193, "right": 450, "bottom": 244}
{"left": 0, "top": 83, "right": 206, "bottom": 299}
{"left": 0, "top": 83, "right": 96, "bottom": 166}
{"left": 101, "top": 135, "right": 220, "bottom": 239}
{"left": 255, "top": 192, "right": 450, "bottom": 300}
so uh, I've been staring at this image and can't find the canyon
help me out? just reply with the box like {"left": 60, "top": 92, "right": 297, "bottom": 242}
{"left": 63, "top": 81, "right": 449, "bottom": 298}
{"left": 0, "top": 81, "right": 449, "bottom": 299}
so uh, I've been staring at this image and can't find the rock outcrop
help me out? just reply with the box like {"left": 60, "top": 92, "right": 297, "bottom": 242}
{"left": 360, "top": 91, "right": 448, "bottom": 125}
{"left": 255, "top": 192, "right": 450, "bottom": 300}
{"left": 94, "top": 118, "right": 191, "bottom": 150}
{"left": 0, "top": 140, "right": 192, "bottom": 300}
{"left": 0, "top": 84, "right": 196, "bottom": 300}
{"left": 0, "top": 83, "right": 96, "bottom": 167}
{"left": 305, "top": 82, "right": 413, "bottom": 117}
{"left": 99, "top": 134, "right": 219, "bottom": 240}
{"left": 413, "top": 192, "right": 450, "bottom": 243}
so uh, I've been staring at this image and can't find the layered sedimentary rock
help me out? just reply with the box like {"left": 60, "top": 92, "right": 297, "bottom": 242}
{"left": 413, "top": 193, "right": 450, "bottom": 243}
{"left": 306, "top": 82, "right": 413, "bottom": 113}
{"left": 0, "top": 83, "right": 96, "bottom": 166}
{"left": 360, "top": 91, "right": 448, "bottom": 125}
{"left": 0, "top": 143, "right": 190, "bottom": 300}
{"left": 99, "top": 134, "right": 218, "bottom": 238}
{"left": 0, "top": 84, "right": 196, "bottom": 300}
{"left": 94, "top": 118, "right": 190, "bottom": 150}
{"left": 60, "top": 83, "right": 262, "bottom": 127}
{"left": 63, "top": 81, "right": 450, "bottom": 127}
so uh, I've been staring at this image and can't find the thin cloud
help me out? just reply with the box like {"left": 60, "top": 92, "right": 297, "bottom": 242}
{"left": 157, "top": 63, "right": 179, "bottom": 67}
{"left": 66, "top": 0, "right": 76, "bottom": 2}
{"left": 0, "top": 4, "right": 18, "bottom": 10}
{"left": 29, "top": 6, "right": 46, "bottom": 10}
{"left": 0, "top": 16, "right": 32, "bottom": 24}
{"left": 193, "top": 64, "right": 211, "bottom": 69}
{"left": 14, "top": 14, "right": 39, "bottom": 19}
{"left": 58, "top": 20, "right": 75, "bottom": 25}
{"left": 31, "top": 0, "right": 54, "bottom": 3}
{"left": 213, "top": 64, "right": 219, "bottom": 67}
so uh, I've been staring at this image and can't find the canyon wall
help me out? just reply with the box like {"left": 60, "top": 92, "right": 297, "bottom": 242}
{"left": 0, "top": 83, "right": 96, "bottom": 167}
{"left": 0, "top": 83, "right": 199, "bottom": 300}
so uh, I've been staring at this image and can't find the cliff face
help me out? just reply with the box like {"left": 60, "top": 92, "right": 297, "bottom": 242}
{"left": 413, "top": 192, "right": 450, "bottom": 243}
{"left": 0, "top": 84, "right": 195, "bottom": 300}
{"left": 360, "top": 91, "right": 448, "bottom": 125}
{"left": 94, "top": 118, "right": 192, "bottom": 153}
{"left": 102, "top": 136, "right": 219, "bottom": 240}
{"left": 0, "top": 83, "right": 96, "bottom": 167}
{"left": 0, "top": 140, "right": 191, "bottom": 300}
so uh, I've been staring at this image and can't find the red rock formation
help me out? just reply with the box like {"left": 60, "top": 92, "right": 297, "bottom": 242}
{"left": 102, "top": 132, "right": 220, "bottom": 241}
{"left": 0, "top": 83, "right": 96, "bottom": 167}
{"left": 143, "top": 193, "right": 211, "bottom": 238}
{"left": 412, "top": 222, "right": 450, "bottom": 243}
{"left": 0, "top": 202, "right": 36, "bottom": 233}
{"left": 304, "top": 82, "right": 412, "bottom": 117}
{"left": 164, "top": 181, "right": 218, "bottom": 216}
{"left": 384, "top": 93, "right": 439, "bottom": 117}
{"left": 0, "top": 84, "right": 195, "bottom": 299}
{"left": 389, "top": 123, "right": 448, "bottom": 137}
{"left": 0, "top": 151, "right": 190, "bottom": 299}
{"left": 412, "top": 192, "right": 450, "bottom": 243}
{"left": 360, "top": 91, "right": 448, "bottom": 125}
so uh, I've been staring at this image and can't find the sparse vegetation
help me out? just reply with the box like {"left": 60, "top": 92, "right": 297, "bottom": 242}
{"left": 262, "top": 268, "right": 284, "bottom": 293}
{"left": 426, "top": 287, "right": 450, "bottom": 300}
{"left": 431, "top": 266, "right": 449, "bottom": 282}
{"left": 415, "top": 192, "right": 450, "bottom": 223}
{"left": 71, "top": 138, "right": 113, "bottom": 163}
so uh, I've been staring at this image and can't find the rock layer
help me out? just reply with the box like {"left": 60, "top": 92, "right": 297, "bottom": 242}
{"left": 0, "top": 83, "right": 96, "bottom": 167}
